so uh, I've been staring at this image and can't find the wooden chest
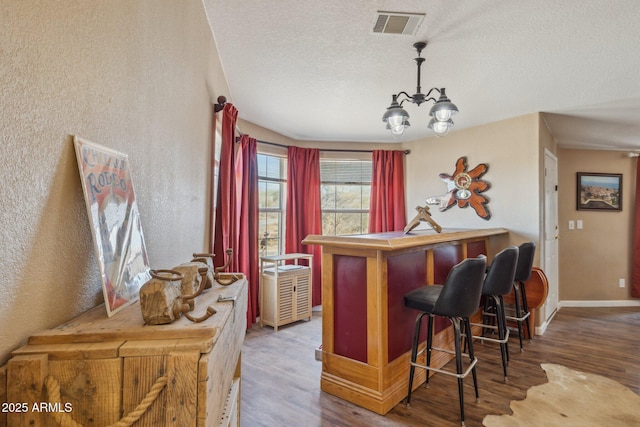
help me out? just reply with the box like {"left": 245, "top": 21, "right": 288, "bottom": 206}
{"left": 0, "top": 278, "right": 247, "bottom": 427}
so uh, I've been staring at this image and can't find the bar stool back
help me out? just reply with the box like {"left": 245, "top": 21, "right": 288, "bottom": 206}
{"left": 404, "top": 255, "right": 487, "bottom": 427}
{"left": 506, "top": 241, "right": 536, "bottom": 350}
{"left": 472, "top": 246, "right": 519, "bottom": 381}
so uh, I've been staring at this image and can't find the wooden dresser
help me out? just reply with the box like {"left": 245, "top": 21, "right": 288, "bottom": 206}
{"left": 0, "top": 278, "right": 247, "bottom": 427}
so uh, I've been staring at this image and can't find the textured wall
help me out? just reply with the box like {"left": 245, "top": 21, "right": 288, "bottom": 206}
{"left": 402, "top": 113, "right": 545, "bottom": 321}
{"left": 403, "top": 114, "right": 541, "bottom": 249}
{"left": 558, "top": 149, "right": 636, "bottom": 301}
{"left": 0, "top": 0, "right": 227, "bottom": 364}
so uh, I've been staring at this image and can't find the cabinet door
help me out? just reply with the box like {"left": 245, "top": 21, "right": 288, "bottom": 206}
{"left": 278, "top": 277, "right": 295, "bottom": 324}
{"left": 294, "top": 273, "right": 311, "bottom": 321}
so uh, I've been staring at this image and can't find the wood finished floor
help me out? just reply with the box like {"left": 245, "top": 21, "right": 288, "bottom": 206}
{"left": 240, "top": 307, "right": 640, "bottom": 426}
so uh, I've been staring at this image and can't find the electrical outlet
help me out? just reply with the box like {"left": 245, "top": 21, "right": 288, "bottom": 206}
{"left": 568, "top": 220, "right": 575, "bottom": 230}
{"left": 577, "top": 220, "right": 583, "bottom": 229}
{"left": 619, "top": 278, "right": 625, "bottom": 288}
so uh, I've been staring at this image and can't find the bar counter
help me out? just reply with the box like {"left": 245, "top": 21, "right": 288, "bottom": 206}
{"left": 302, "top": 228, "right": 508, "bottom": 414}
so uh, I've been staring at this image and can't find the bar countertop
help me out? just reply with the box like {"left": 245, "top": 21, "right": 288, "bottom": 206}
{"left": 302, "top": 227, "right": 508, "bottom": 251}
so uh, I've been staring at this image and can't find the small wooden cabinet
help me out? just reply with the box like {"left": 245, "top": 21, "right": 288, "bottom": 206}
{"left": 260, "top": 253, "right": 312, "bottom": 331}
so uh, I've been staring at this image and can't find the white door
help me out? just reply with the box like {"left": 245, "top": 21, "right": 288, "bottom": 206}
{"left": 543, "top": 150, "right": 559, "bottom": 320}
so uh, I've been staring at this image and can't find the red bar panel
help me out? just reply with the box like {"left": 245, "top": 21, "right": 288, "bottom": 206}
{"left": 433, "top": 244, "right": 463, "bottom": 284}
{"left": 333, "top": 255, "right": 368, "bottom": 363}
{"left": 467, "top": 239, "right": 487, "bottom": 258}
{"left": 387, "top": 251, "right": 428, "bottom": 362}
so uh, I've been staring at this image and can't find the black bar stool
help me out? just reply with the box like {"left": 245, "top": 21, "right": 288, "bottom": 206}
{"left": 505, "top": 241, "right": 536, "bottom": 350}
{"left": 404, "top": 255, "right": 487, "bottom": 427}
{"left": 471, "top": 246, "right": 519, "bottom": 382}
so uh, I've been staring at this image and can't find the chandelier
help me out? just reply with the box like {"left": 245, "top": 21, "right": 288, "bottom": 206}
{"left": 382, "top": 41, "right": 459, "bottom": 137}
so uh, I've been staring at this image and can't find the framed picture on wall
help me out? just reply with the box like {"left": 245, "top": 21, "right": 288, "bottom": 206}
{"left": 576, "top": 172, "right": 622, "bottom": 211}
{"left": 73, "top": 136, "right": 151, "bottom": 316}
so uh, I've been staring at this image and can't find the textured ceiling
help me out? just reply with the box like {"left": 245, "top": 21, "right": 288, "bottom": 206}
{"left": 203, "top": 0, "right": 640, "bottom": 150}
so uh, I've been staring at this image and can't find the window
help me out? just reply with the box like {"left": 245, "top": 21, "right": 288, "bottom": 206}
{"left": 321, "top": 159, "right": 372, "bottom": 235}
{"left": 257, "top": 154, "right": 287, "bottom": 256}
{"left": 257, "top": 155, "right": 371, "bottom": 252}
{"left": 211, "top": 128, "right": 222, "bottom": 228}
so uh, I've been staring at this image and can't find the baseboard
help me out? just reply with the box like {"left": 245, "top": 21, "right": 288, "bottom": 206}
{"left": 535, "top": 307, "right": 558, "bottom": 336}
{"left": 534, "top": 322, "right": 547, "bottom": 336}
{"left": 559, "top": 300, "right": 640, "bottom": 308}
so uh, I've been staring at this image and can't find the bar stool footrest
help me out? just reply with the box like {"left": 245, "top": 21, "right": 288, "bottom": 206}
{"left": 470, "top": 322, "right": 510, "bottom": 344}
{"left": 410, "top": 356, "right": 478, "bottom": 380}
{"left": 504, "top": 307, "right": 530, "bottom": 322}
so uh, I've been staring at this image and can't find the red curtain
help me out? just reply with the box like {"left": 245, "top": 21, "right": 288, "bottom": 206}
{"left": 213, "top": 103, "right": 239, "bottom": 270}
{"left": 212, "top": 104, "right": 261, "bottom": 325}
{"left": 236, "top": 135, "right": 260, "bottom": 325}
{"left": 632, "top": 157, "right": 640, "bottom": 298}
{"left": 368, "top": 150, "right": 407, "bottom": 233}
{"left": 286, "top": 146, "right": 323, "bottom": 306}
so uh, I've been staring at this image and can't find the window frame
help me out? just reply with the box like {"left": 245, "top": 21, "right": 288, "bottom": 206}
{"left": 320, "top": 158, "right": 372, "bottom": 236}
{"left": 257, "top": 153, "right": 287, "bottom": 256}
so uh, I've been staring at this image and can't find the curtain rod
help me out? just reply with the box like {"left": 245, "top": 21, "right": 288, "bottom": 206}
{"left": 216, "top": 99, "right": 410, "bottom": 155}
{"left": 234, "top": 130, "right": 410, "bottom": 155}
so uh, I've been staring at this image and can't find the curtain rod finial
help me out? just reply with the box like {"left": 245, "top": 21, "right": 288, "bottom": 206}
{"left": 213, "top": 95, "right": 227, "bottom": 113}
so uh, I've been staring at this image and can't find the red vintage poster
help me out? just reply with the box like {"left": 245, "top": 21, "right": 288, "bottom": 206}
{"left": 73, "top": 136, "right": 151, "bottom": 316}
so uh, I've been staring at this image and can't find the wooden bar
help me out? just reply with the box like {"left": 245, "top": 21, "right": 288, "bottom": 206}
{"left": 303, "top": 228, "right": 508, "bottom": 414}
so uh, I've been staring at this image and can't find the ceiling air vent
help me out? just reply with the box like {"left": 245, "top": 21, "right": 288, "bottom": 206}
{"left": 372, "top": 11, "right": 425, "bottom": 35}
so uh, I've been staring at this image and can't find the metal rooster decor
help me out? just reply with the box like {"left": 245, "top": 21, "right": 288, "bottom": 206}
{"left": 437, "top": 156, "right": 491, "bottom": 220}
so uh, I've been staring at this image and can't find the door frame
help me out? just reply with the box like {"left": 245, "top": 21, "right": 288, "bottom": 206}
{"left": 540, "top": 148, "right": 559, "bottom": 333}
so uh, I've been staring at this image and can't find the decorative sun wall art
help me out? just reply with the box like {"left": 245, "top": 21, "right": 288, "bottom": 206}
{"left": 438, "top": 156, "right": 491, "bottom": 220}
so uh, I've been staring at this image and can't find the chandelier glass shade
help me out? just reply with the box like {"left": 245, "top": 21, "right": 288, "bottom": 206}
{"left": 382, "top": 42, "right": 458, "bottom": 137}
{"left": 382, "top": 95, "right": 410, "bottom": 135}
